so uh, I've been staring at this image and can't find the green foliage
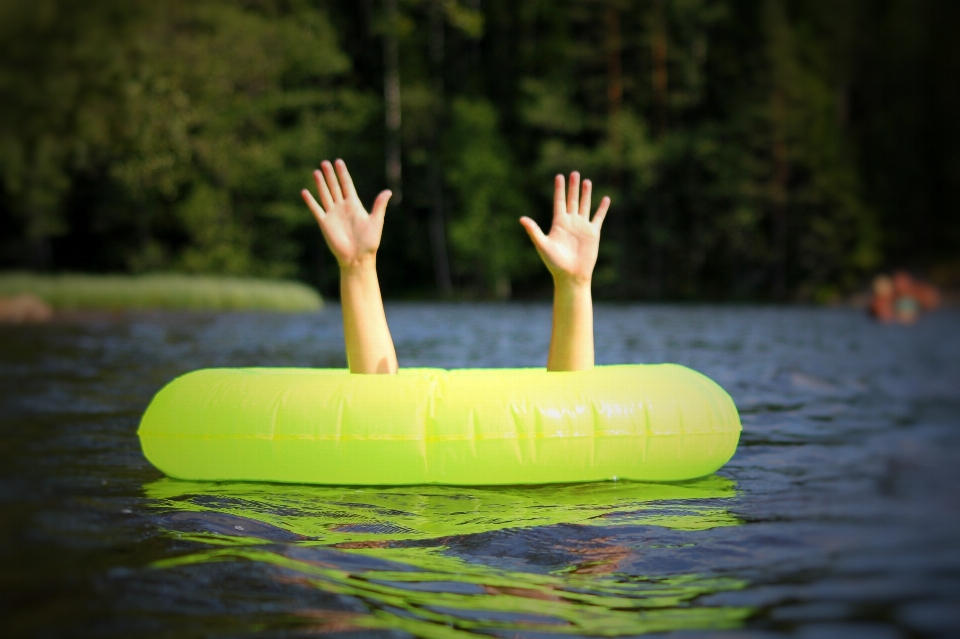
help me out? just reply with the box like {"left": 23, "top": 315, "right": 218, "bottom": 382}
{"left": 0, "top": 272, "right": 322, "bottom": 311}
{"left": 0, "top": 0, "right": 372, "bottom": 278}
{"left": 443, "top": 98, "right": 532, "bottom": 298}
{"left": 1, "top": 0, "right": 954, "bottom": 300}
{"left": 503, "top": 0, "right": 881, "bottom": 300}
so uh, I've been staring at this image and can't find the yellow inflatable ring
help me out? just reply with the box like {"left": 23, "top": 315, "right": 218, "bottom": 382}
{"left": 138, "top": 365, "right": 741, "bottom": 485}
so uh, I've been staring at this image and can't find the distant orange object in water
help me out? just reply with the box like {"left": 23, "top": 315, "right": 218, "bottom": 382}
{"left": 870, "top": 275, "right": 895, "bottom": 322}
{"left": 0, "top": 294, "right": 52, "bottom": 323}
{"left": 869, "top": 271, "right": 940, "bottom": 324}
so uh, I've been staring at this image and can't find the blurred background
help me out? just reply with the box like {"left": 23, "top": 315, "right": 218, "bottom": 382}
{"left": 1, "top": 0, "right": 957, "bottom": 303}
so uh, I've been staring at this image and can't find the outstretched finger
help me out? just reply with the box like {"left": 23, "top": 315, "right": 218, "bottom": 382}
{"left": 321, "top": 161, "right": 343, "bottom": 202}
{"left": 335, "top": 159, "right": 358, "bottom": 201}
{"left": 301, "top": 189, "right": 325, "bottom": 225}
{"left": 313, "top": 170, "right": 334, "bottom": 211}
{"left": 567, "top": 171, "right": 580, "bottom": 214}
{"left": 553, "top": 174, "right": 566, "bottom": 218}
{"left": 579, "top": 179, "right": 593, "bottom": 217}
{"left": 520, "top": 216, "right": 549, "bottom": 251}
{"left": 592, "top": 196, "right": 611, "bottom": 228}
{"left": 370, "top": 190, "right": 393, "bottom": 222}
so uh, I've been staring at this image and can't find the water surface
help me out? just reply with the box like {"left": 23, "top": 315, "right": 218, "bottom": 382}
{"left": 2, "top": 304, "right": 959, "bottom": 637}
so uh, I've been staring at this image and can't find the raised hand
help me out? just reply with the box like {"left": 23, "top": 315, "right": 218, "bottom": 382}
{"left": 519, "top": 172, "right": 611, "bottom": 285}
{"left": 521, "top": 172, "right": 610, "bottom": 372}
{"left": 301, "top": 159, "right": 398, "bottom": 374}
{"left": 301, "top": 159, "right": 393, "bottom": 270}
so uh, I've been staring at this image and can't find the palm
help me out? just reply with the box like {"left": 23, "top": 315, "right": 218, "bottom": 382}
{"left": 301, "top": 160, "right": 392, "bottom": 268}
{"left": 520, "top": 172, "right": 610, "bottom": 284}
{"left": 320, "top": 198, "right": 382, "bottom": 264}
{"left": 538, "top": 213, "right": 600, "bottom": 281}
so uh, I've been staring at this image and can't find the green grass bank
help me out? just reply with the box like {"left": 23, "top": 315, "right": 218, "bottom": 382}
{"left": 0, "top": 273, "right": 322, "bottom": 312}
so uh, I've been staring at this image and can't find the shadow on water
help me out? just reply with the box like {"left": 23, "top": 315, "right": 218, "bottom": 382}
{"left": 144, "top": 477, "right": 751, "bottom": 636}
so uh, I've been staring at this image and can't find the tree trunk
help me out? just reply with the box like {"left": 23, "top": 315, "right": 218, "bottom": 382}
{"left": 606, "top": 3, "right": 628, "bottom": 296}
{"left": 770, "top": 90, "right": 789, "bottom": 300}
{"left": 429, "top": 0, "right": 453, "bottom": 296}
{"left": 766, "top": 0, "right": 791, "bottom": 300}
{"left": 383, "top": 0, "right": 402, "bottom": 201}
{"left": 648, "top": 0, "right": 669, "bottom": 297}
{"left": 651, "top": 0, "right": 668, "bottom": 139}
{"left": 606, "top": 4, "right": 623, "bottom": 173}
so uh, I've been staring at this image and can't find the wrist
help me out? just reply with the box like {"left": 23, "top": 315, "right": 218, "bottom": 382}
{"left": 339, "top": 254, "right": 377, "bottom": 277}
{"left": 552, "top": 273, "right": 592, "bottom": 291}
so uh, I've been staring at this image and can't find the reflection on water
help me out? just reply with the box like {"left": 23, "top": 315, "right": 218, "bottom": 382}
{"left": 2, "top": 304, "right": 960, "bottom": 637}
{"left": 147, "top": 478, "right": 748, "bottom": 636}
{"left": 146, "top": 476, "right": 740, "bottom": 543}
{"left": 154, "top": 547, "right": 749, "bottom": 637}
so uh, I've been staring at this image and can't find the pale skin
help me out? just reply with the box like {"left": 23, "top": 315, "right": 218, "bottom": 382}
{"left": 520, "top": 172, "right": 610, "bottom": 371}
{"left": 301, "top": 161, "right": 609, "bottom": 373}
{"left": 301, "top": 160, "right": 398, "bottom": 374}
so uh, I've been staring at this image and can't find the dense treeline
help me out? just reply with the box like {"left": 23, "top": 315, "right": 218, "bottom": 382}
{"left": 1, "top": 0, "right": 956, "bottom": 301}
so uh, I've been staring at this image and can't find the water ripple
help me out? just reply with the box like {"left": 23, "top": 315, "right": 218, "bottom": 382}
{"left": 1, "top": 305, "right": 959, "bottom": 637}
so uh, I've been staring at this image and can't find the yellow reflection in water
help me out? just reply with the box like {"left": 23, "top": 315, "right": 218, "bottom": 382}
{"left": 146, "top": 477, "right": 751, "bottom": 636}
{"left": 145, "top": 475, "right": 740, "bottom": 543}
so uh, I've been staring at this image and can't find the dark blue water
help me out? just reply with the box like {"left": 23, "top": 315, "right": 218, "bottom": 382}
{"left": 2, "top": 304, "right": 959, "bottom": 638}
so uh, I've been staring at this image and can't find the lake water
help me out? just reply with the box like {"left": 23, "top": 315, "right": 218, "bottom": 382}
{"left": 2, "top": 303, "right": 959, "bottom": 638}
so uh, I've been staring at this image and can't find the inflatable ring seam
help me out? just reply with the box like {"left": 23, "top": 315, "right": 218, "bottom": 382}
{"left": 138, "top": 430, "right": 736, "bottom": 442}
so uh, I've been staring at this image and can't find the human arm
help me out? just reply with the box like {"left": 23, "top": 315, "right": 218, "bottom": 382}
{"left": 519, "top": 172, "right": 610, "bottom": 371}
{"left": 301, "top": 159, "right": 398, "bottom": 374}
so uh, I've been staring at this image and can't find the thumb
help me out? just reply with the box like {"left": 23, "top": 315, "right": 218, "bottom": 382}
{"left": 370, "top": 190, "right": 393, "bottom": 221}
{"left": 519, "top": 216, "right": 548, "bottom": 250}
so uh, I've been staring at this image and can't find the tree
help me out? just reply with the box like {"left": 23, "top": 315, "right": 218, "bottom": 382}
{"left": 0, "top": 0, "right": 373, "bottom": 281}
{"left": 4, "top": 0, "right": 951, "bottom": 300}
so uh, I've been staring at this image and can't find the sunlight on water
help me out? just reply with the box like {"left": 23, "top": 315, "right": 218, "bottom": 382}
{"left": 146, "top": 477, "right": 750, "bottom": 636}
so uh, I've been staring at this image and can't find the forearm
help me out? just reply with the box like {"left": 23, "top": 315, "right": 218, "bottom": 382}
{"left": 547, "top": 278, "right": 594, "bottom": 371}
{"left": 340, "top": 258, "right": 398, "bottom": 374}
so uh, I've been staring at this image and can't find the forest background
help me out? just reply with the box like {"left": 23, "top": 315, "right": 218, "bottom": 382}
{"left": 1, "top": 0, "right": 957, "bottom": 302}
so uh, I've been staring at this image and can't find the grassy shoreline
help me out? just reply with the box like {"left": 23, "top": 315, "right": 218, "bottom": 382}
{"left": 0, "top": 273, "right": 322, "bottom": 312}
